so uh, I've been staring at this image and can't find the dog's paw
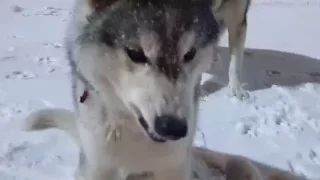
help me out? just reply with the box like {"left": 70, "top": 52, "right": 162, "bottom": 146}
{"left": 227, "top": 84, "right": 250, "bottom": 100}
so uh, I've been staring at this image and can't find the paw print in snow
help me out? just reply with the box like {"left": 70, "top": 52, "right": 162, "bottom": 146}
{"left": 34, "top": 56, "right": 58, "bottom": 65}
{"left": 0, "top": 56, "right": 15, "bottom": 62}
{"left": 235, "top": 121, "right": 258, "bottom": 137}
{"left": 11, "top": 5, "right": 24, "bottom": 13}
{"left": 43, "top": 42, "right": 63, "bottom": 48}
{"left": 21, "top": 6, "right": 63, "bottom": 17}
{"left": 5, "top": 71, "right": 36, "bottom": 80}
{"left": 34, "top": 7, "right": 63, "bottom": 16}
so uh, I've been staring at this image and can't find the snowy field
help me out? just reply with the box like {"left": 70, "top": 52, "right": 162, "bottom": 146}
{"left": 0, "top": 0, "right": 320, "bottom": 179}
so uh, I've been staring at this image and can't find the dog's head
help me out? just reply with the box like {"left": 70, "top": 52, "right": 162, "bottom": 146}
{"left": 78, "top": 0, "right": 220, "bottom": 143}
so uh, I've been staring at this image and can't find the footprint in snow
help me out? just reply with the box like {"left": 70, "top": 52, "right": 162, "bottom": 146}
{"left": 0, "top": 56, "right": 16, "bottom": 62}
{"left": 309, "top": 147, "right": 320, "bottom": 165}
{"left": 43, "top": 42, "right": 63, "bottom": 49}
{"left": 0, "top": 142, "right": 31, "bottom": 168}
{"left": 235, "top": 121, "right": 258, "bottom": 137}
{"left": 33, "top": 56, "right": 70, "bottom": 74}
{"left": 45, "top": 68, "right": 56, "bottom": 73}
{"left": 2, "top": 142, "right": 30, "bottom": 161}
{"left": 289, "top": 154, "right": 320, "bottom": 179}
{"left": 34, "top": 56, "right": 59, "bottom": 65}
{"left": 5, "top": 71, "right": 36, "bottom": 80}
{"left": 11, "top": 5, "right": 24, "bottom": 13}
{"left": 22, "top": 6, "right": 63, "bottom": 17}
{"left": 309, "top": 150, "right": 317, "bottom": 160}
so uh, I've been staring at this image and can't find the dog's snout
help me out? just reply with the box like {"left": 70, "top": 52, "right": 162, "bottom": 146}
{"left": 154, "top": 115, "right": 188, "bottom": 140}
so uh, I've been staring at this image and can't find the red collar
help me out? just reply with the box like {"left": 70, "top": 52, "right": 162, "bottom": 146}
{"left": 80, "top": 90, "right": 89, "bottom": 103}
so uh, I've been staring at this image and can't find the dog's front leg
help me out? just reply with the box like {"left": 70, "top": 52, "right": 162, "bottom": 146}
{"left": 225, "top": 10, "right": 249, "bottom": 100}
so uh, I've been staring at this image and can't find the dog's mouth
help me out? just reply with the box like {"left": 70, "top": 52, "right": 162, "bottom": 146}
{"left": 129, "top": 103, "right": 167, "bottom": 143}
{"left": 138, "top": 117, "right": 167, "bottom": 143}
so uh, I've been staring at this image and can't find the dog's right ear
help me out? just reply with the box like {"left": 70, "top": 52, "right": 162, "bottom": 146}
{"left": 89, "top": 0, "right": 120, "bottom": 12}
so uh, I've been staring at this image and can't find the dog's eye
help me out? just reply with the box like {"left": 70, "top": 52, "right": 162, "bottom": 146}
{"left": 183, "top": 47, "right": 196, "bottom": 63}
{"left": 125, "top": 47, "right": 148, "bottom": 64}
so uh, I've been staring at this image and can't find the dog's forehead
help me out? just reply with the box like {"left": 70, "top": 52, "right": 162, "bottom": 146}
{"left": 82, "top": 0, "right": 219, "bottom": 46}
{"left": 136, "top": 8, "right": 192, "bottom": 80}
{"left": 132, "top": 1, "right": 216, "bottom": 52}
{"left": 132, "top": 4, "right": 213, "bottom": 82}
{"left": 135, "top": 3, "right": 197, "bottom": 38}
{"left": 119, "top": 0, "right": 218, "bottom": 46}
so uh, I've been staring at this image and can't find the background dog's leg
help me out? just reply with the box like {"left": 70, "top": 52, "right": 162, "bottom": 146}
{"left": 225, "top": 5, "right": 250, "bottom": 100}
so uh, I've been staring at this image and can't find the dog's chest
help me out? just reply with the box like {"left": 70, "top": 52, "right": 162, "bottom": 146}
{"left": 107, "top": 134, "right": 189, "bottom": 172}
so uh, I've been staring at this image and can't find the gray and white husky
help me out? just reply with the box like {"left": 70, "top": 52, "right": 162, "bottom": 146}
{"left": 23, "top": 0, "right": 305, "bottom": 180}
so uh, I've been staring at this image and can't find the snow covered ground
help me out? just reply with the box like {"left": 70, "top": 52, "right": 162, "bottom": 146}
{"left": 0, "top": 0, "right": 320, "bottom": 179}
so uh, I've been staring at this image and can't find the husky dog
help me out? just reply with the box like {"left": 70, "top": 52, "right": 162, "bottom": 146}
{"left": 23, "top": 0, "right": 305, "bottom": 179}
{"left": 206, "top": 0, "right": 252, "bottom": 99}
{"left": 33, "top": 0, "right": 220, "bottom": 179}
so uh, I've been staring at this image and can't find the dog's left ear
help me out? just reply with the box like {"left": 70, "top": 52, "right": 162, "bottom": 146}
{"left": 90, "top": 0, "right": 120, "bottom": 12}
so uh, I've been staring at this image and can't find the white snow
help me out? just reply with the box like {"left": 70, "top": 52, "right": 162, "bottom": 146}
{"left": 0, "top": 0, "right": 320, "bottom": 179}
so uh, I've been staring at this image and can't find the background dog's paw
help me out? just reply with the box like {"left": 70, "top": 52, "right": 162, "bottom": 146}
{"left": 227, "top": 85, "right": 250, "bottom": 100}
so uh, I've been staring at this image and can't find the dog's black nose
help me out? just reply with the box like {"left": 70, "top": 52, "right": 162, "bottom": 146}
{"left": 154, "top": 115, "right": 188, "bottom": 140}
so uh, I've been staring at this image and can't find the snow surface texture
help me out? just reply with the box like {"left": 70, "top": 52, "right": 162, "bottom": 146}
{"left": 0, "top": 0, "right": 320, "bottom": 179}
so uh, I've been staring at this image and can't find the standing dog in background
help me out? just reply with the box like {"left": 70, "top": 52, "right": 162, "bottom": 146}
{"left": 205, "top": 0, "right": 251, "bottom": 99}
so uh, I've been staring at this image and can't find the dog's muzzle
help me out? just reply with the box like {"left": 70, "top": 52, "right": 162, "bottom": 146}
{"left": 138, "top": 115, "right": 188, "bottom": 143}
